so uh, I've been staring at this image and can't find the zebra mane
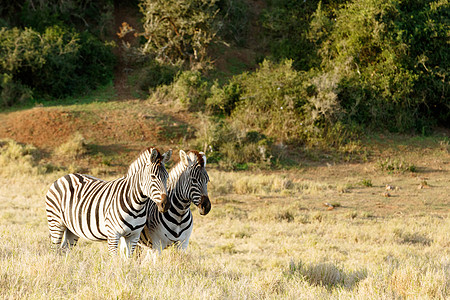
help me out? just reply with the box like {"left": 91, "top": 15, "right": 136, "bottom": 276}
{"left": 127, "top": 147, "right": 162, "bottom": 177}
{"left": 167, "top": 150, "right": 206, "bottom": 189}
{"left": 167, "top": 159, "right": 188, "bottom": 190}
{"left": 187, "top": 150, "right": 206, "bottom": 168}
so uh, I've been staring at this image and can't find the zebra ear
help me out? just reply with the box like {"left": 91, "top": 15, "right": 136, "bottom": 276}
{"left": 200, "top": 151, "right": 207, "bottom": 167}
{"left": 162, "top": 149, "right": 172, "bottom": 164}
{"left": 179, "top": 150, "right": 193, "bottom": 166}
{"left": 149, "top": 148, "right": 159, "bottom": 163}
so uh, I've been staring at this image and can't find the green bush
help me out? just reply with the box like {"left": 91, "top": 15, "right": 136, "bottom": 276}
{"left": 0, "top": 26, "right": 114, "bottom": 106}
{"left": 206, "top": 77, "right": 242, "bottom": 115}
{"left": 139, "top": 0, "right": 219, "bottom": 66}
{"left": 137, "top": 61, "right": 178, "bottom": 93}
{"left": 260, "top": 0, "right": 326, "bottom": 70}
{"left": 0, "top": 73, "right": 33, "bottom": 107}
{"left": 203, "top": 59, "right": 346, "bottom": 151}
{"left": 316, "top": 0, "right": 449, "bottom": 131}
{"left": 230, "top": 60, "right": 307, "bottom": 144}
{"left": 195, "top": 117, "right": 273, "bottom": 169}
{"left": 216, "top": 0, "right": 249, "bottom": 46}
{"left": 170, "top": 71, "right": 210, "bottom": 111}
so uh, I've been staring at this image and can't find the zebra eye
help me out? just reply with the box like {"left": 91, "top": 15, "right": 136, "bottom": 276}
{"left": 191, "top": 178, "right": 198, "bottom": 184}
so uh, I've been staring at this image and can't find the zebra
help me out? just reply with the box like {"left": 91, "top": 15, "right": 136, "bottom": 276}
{"left": 139, "top": 150, "right": 211, "bottom": 253}
{"left": 45, "top": 147, "right": 172, "bottom": 257}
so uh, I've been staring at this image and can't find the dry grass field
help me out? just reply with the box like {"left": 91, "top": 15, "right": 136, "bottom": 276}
{"left": 0, "top": 134, "right": 449, "bottom": 299}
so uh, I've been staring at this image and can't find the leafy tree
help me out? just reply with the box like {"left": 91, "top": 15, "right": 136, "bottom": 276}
{"left": 261, "top": 0, "right": 346, "bottom": 71}
{"left": 0, "top": 26, "right": 114, "bottom": 106}
{"left": 315, "top": 0, "right": 449, "bottom": 131}
{"left": 139, "top": 0, "right": 219, "bottom": 66}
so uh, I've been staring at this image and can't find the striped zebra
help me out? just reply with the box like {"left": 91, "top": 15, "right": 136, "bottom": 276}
{"left": 45, "top": 147, "right": 172, "bottom": 257}
{"left": 139, "top": 150, "right": 211, "bottom": 253}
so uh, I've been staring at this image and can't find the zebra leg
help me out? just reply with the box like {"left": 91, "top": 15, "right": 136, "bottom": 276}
{"left": 61, "top": 229, "right": 79, "bottom": 249}
{"left": 127, "top": 232, "right": 142, "bottom": 257}
{"left": 48, "top": 222, "right": 66, "bottom": 249}
{"left": 120, "top": 233, "right": 141, "bottom": 258}
{"left": 107, "top": 234, "right": 120, "bottom": 256}
{"left": 118, "top": 236, "right": 130, "bottom": 258}
{"left": 180, "top": 239, "right": 189, "bottom": 251}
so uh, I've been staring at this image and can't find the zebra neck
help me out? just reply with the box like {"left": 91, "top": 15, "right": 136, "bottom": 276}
{"left": 122, "top": 173, "right": 148, "bottom": 208}
{"left": 167, "top": 161, "right": 188, "bottom": 190}
{"left": 167, "top": 186, "right": 191, "bottom": 215}
{"left": 166, "top": 161, "right": 191, "bottom": 216}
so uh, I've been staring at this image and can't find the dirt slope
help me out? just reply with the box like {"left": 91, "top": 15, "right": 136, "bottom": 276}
{"left": 0, "top": 99, "right": 198, "bottom": 174}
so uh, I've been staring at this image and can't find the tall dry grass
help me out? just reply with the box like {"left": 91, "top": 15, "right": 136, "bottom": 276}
{"left": 0, "top": 140, "right": 448, "bottom": 299}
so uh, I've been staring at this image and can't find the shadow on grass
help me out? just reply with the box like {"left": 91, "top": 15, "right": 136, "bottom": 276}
{"left": 286, "top": 260, "right": 368, "bottom": 290}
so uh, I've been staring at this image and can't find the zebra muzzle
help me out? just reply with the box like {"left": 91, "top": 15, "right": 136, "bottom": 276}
{"left": 198, "top": 195, "right": 211, "bottom": 215}
{"left": 157, "top": 194, "right": 170, "bottom": 213}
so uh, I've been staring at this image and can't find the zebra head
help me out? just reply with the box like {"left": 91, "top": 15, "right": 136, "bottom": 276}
{"left": 180, "top": 150, "right": 211, "bottom": 215}
{"left": 139, "top": 148, "right": 172, "bottom": 213}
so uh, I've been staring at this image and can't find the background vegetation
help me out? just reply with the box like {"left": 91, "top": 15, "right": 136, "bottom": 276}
{"left": 1, "top": 0, "right": 449, "bottom": 169}
{"left": 0, "top": 0, "right": 115, "bottom": 106}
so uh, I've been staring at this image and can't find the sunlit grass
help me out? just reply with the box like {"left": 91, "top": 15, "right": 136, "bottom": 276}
{"left": 0, "top": 140, "right": 448, "bottom": 299}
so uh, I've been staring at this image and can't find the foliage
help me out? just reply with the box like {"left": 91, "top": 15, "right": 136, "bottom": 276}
{"left": 260, "top": 0, "right": 332, "bottom": 70}
{"left": 153, "top": 70, "right": 211, "bottom": 111}
{"left": 4, "top": 0, "right": 114, "bottom": 37}
{"left": 0, "top": 26, "right": 115, "bottom": 106}
{"left": 194, "top": 59, "right": 360, "bottom": 167}
{"left": 0, "top": 1, "right": 115, "bottom": 106}
{"left": 206, "top": 60, "right": 345, "bottom": 145}
{"left": 316, "top": 0, "right": 450, "bottom": 131}
{"left": 216, "top": 0, "right": 250, "bottom": 46}
{"left": 229, "top": 60, "right": 307, "bottom": 143}
{"left": 134, "top": 60, "right": 178, "bottom": 93}
{"left": 206, "top": 76, "right": 242, "bottom": 115}
{"left": 196, "top": 117, "right": 273, "bottom": 169}
{"left": 0, "top": 73, "right": 33, "bottom": 107}
{"left": 139, "top": 0, "right": 219, "bottom": 66}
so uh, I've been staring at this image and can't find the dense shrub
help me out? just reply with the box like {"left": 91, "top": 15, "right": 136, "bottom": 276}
{"left": 0, "top": 26, "right": 115, "bottom": 106}
{"left": 139, "top": 0, "right": 219, "bottom": 66}
{"left": 196, "top": 59, "right": 350, "bottom": 168}
{"left": 7, "top": 0, "right": 114, "bottom": 37}
{"left": 216, "top": 0, "right": 249, "bottom": 46}
{"left": 136, "top": 61, "right": 178, "bottom": 93}
{"left": 260, "top": 0, "right": 327, "bottom": 70}
{"left": 228, "top": 60, "right": 307, "bottom": 143}
{"left": 195, "top": 117, "right": 273, "bottom": 169}
{"left": 207, "top": 77, "right": 242, "bottom": 115}
{"left": 152, "top": 70, "right": 211, "bottom": 111}
{"left": 0, "top": 73, "right": 33, "bottom": 107}
{"left": 315, "top": 0, "right": 449, "bottom": 131}
{"left": 207, "top": 59, "right": 342, "bottom": 145}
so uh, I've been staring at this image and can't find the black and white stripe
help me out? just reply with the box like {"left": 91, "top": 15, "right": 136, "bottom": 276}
{"left": 139, "top": 150, "right": 211, "bottom": 252}
{"left": 45, "top": 147, "right": 172, "bottom": 256}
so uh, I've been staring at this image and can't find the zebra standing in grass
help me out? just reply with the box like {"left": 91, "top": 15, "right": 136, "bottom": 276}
{"left": 139, "top": 150, "right": 211, "bottom": 253}
{"left": 45, "top": 147, "right": 172, "bottom": 257}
